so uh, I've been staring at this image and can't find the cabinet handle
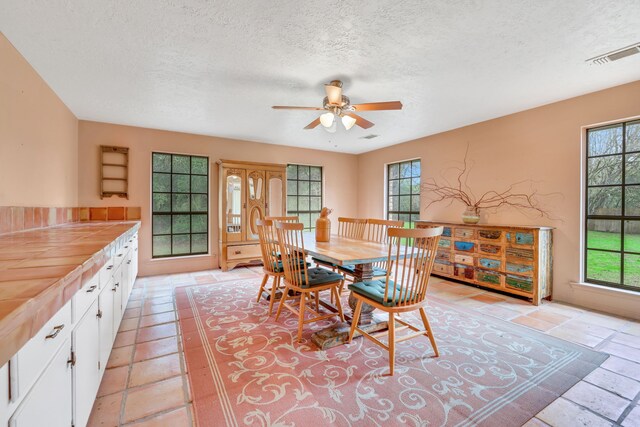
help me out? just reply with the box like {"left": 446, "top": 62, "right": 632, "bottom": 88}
{"left": 96, "top": 309, "right": 102, "bottom": 319}
{"left": 112, "top": 287, "right": 117, "bottom": 292}
{"left": 115, "top": 282, "right": 120, "bottom": 287}
{"left": 67, "top": 351, "right": 76, "bottom": 367}
{"left": 127, "top": 260, "right": 131, "bottom": 265}
{"left": 106, "top": 265, "right": 114, "bottom": 270}
{"left": 45, "top": 324, "right": 64, "bottom": 340}
{"left": 86, "top": 285, "right": 97, "bottom": 293}
{"left": 117, "top": 254, "right": 123, "bottom": 257}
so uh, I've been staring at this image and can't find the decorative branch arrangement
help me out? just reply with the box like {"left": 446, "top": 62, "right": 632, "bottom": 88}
{"left": 421, "top": 146, "right": 553, "bottom": 222}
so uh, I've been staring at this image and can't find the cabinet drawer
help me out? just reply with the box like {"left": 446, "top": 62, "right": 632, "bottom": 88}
{"left": 478, "top": 257, "right": 501, "bottom": 269}
{"left": 432, "top": 263, "right": 452, "bottom": 275}
{"left": 478, "top": 244, "right": 503, "bottom": 256}
{"left": 505, "top": 274, "right": 534, "bottom": 293}
{"left": 227, "top": 244, "right": 261, "bottom": 260}
{"left": 16, "top": 300, "right": 71, "bottom": 402}
{"left": 0, "top": 363, "right": 8, "bottom": 425}
{"left": 454, "top": 228, "right": 475, "bottom": 239}
{"left": 438, "top": 238, "right": 451, "bottom": 248}
{"left": 506, "top": 262, "right": 534, "bottom": 275}
{"left": 478, "top": 229, "right": 502, "bottom": 241}
{"left": 453, "top": 263, "right": 475, "bottom": 280}
{"left": 436, "top": 249, "right": 450, "bottom": 263}
{"left": 99, "top": 257, "right": 115, "bottom": 288}
{"left": 453, "top": 241, "right": 475, "bottom": 252}
{"left": 476, "top": 269, "right": 503, "bottom": 286}
{"left": 454, "top": 254, "right": 474, "bottom": 265}
{"left": 73, "top": 273, "right": 99, "bottom": 324}
{"left": 506, "top": 247, "right": 534, "bottom": 261}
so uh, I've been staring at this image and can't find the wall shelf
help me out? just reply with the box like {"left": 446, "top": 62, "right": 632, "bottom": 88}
{"left": 100, "top": 145, "right": 129, "bottom": 199}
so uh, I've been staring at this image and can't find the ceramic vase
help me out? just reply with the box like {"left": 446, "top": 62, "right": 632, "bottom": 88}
{"left": 462, "top": 207, "right": 480, "bottom": 224}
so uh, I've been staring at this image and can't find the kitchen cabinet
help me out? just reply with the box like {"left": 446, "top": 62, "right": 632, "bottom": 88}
{"left": 72, "top": 300, "right": 101, "bottom": 427}
{"left": 99, "top": 279, "right": 115, "bottom": 373}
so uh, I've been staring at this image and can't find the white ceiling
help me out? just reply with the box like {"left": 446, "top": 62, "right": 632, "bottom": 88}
{"left": 2, "top": 1, "right": 640, "bottom": 154}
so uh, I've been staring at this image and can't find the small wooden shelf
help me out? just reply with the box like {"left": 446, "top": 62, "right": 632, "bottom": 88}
{"left": 101, "top": 145, "right": 129, "bottom": 199}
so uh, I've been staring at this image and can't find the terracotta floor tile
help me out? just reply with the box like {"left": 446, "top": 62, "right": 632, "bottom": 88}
{"left": 547, "top": 326, "right": 604, "bottom": 348}
{"left": 601, "top": 356, "right": 640, "bottom": 381}
{"left": 585, "top": 367, "right": 640, "bottom": 400}
{"left": 611, "top": 332, "right": 640, "bottom": 349}
{"left": 522, "top": 418, "right": 551, "bottom": 427}
{"left": 107, "top": 344, "right": 134, "bottom": 368}
{"left": 123, "top": 307, "right": 142, "bottom": 319}
{"left": 134, "top": 336, "right": 179, "bottom": 362}
{"left": 478, "top": 304, "right": 520, "bottom": 320}
{"left": 139, "top": 311, "right": 176, "bottom": 328}
{"left": 561, "top": 319, "right": 616, "bottom": 339}
{"left": 123, "top": 376, "right": 185, "bottom": 423}
{"left": 512, "top": 315, "right": 555, "bottom": 332}
{"left": 97, "top": 365, "right": 129, "bottom": 397}
{"left": 622, "top": 405, "right": 640, "bottom": 427}
{"left": 539, "top": 302, "right": 584, "bottom": 318}
{"left": 536, "top": 397, "right": 612, "bottom": 427}
{"left": 125, "top": 299, "right": 142, "bottom": 309}
{"left": 87, "top": 392, "right": 123, "bottom": 427}
{"left": 128, "top": 353, "right": 182, "bottom": 387}
{"left": 137, "top": 323, "right": 177, "bottom": 343}
{"left": 123, "top": 406, "right": 190, "bottom": 427}
{"left": 622, "top": 321, "right": 640, "bottom": 337}
{"left": 119, "top": 317, "right": 139, "bottom": 332}
{"left": 143, "top": 302, "right": 175, "bottom": 315}
{"left": 526, "top": 310, "right": 571, "bottom": 326}
{"left": 563, "top": 381, "right": 629, "bottom": 421}
{"left": 113, "top": 330, "right": 137, "bottom": 348}
{"left": 578, "top": 312, "right": 630, "bottom": 331}
{"left": 470, "top": 293, "right": 506, "bottom": 304}
{"left": 601, "top": 342, "right": 640, "bottom": 362}
{"left": 147, "top": 295, "right": 174, "bottom": 305}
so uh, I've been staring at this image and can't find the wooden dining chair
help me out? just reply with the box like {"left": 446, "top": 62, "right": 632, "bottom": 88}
{"left": 266, "top": 216, "right": 299, "bottom": 222}
{"left": 337, "top": 219, "right": 405, "bottom": 285}
{"left": 348, "top": 226, "right": 443, "bottom": 375}
{"left": 313, "top": 217, "right": 368, "bottom": 270}
{"left": 255, "top": 219, "right": 285, "bottom": 315}
{"left": 275, "top": 222, "right": 345, "bottom": 342}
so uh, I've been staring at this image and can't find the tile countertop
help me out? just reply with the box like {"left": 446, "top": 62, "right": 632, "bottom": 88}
{"left": 0, "top": 221, "right": 140, "bottom": 367}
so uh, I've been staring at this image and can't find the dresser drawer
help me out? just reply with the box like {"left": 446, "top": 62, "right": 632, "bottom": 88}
{"left": 505, "top": 274, "right": 534, "bottom": 293}
{"left": 476, "top": 269, "right": 503, "bottom": 286}
{"left": 73, "top": 273, "right": 99, "bottom": 324}
{"left": 227, "top": 244, "right": 262, "bottom": 260}
{"left": 454, "top": 241, "right": 475, "bottom": 252}
{"left": 16, "top": 300, "right": 71, "bottom": 402}
{"left": 432, "top": 263, "right": 452, "bottom": 275}
{"left": 454, "top": 228, "right": 475, "bottom": 239}
{"left": 478, "top": 229, "right": 502, "bottom": 241}
{"left": 99, "top": 257, "right": 115, "bottom": 288}
{"left": 454, "top": 254, "right": 474, "bottom": 265}
{"left": 478, "top": 243, "right": 503, "bottom": 256}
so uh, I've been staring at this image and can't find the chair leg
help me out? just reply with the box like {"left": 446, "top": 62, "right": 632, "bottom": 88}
{"left": 348, "top": 299, "right": 363, "bottom": 343}
{"left": 419, "top": 307, "right": 439, "bottom": 357}
{"left": 388, "top": 312, "right": 396, "bottom": 376}
{"left": 256, "top": 274, "right": 269, "bottom": 303}
{"left": 333, "top": 286, "right": 344, "bottom": 322}
{"left": 267, "top": 275, "right": 280, "bottom": 316}
{"left": 275, "top": 284, "right": 290, "bottom": 321}
{"left": 314, "top": 290, "right": 319, "bottom": 312}
{"left": 297, "top": 292, "right": 306, "bottom": 342}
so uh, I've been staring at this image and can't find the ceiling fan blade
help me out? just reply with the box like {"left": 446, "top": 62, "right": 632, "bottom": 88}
{"left": 272, "top": 106, "right": 324, "bottom": 110}
{"left": 345, "top": 113, "right": 374, "bottom": 129}
{"left": 304, "top": 117, "right": 321, "bottom": 129}
{"left": 325, "top": 84, "right": 343, "bottom": 105}
{"left": 351, "top": 101, "right": 403, "bottom": 111}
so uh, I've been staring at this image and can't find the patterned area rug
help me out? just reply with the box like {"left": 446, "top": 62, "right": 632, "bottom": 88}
{"left": 175, "top": 280, "right": 607, "bottom": 427}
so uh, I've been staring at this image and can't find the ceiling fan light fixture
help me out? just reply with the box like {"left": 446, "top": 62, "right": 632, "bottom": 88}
{"left": 341, "top": 114, "right": 356, "bottom": 130}
{"left": 320, "top": 112, "right": 335, "bottom": 128}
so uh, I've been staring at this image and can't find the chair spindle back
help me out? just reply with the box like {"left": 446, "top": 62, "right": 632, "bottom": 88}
{"left": 366, "top": 218, "right": 405, "bottom": 272}
{"left": 337, "top": 217, "right": 367, "bottom": 239}
{"left": 384, "top": 227, "right": 443, "bottom": 307}
{"left": 266, "top": 216, "right": 299, "bottom": 223}
{"left": 275, "top": 222, "right": 309, "bottom": 288}
{"left": 256, "top": 219, "right": 281, "bottom": 274}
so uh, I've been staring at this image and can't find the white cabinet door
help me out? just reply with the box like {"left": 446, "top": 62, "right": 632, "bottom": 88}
{"left": 122, "top": 251, "right": 131, "bottom": 304}
{"left": 0, "top": 363, "right": 9, "bottom": 426}
{"left": 98, "top": 282, "right": 114, "bottom": 372}
{"left": 73, "top": 299, "right": 101, "bottom": 427}
{"left": 112, "top": 269, "right": 123, "bottom": 339}
{"left": 9, "top": 339, "right": 72, "bottom": 427}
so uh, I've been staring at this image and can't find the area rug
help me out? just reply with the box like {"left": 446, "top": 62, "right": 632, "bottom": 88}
{"left": 175, "top": 279, "right": 607, "bottom": 427}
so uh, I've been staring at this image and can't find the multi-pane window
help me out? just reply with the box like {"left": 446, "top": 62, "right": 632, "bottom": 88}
{"left": 387, "top": 159, "right": 421, "bottom": 228}
{"left": 286, "top": 164, "right": 323, "bottom": 230}
{"left": 152, "top": 153, "right": 209, "bottom": 258}
{"left": 585, "top": 120, "right": 640, "bottom": 291}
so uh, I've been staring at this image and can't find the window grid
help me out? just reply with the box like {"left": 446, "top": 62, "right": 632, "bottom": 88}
{"left": 585, "top": 119, "right": 640, "bottom": 291}
{"left": 286, "top": 164, "right": 323, "bottom": 231}
{"left": 387, "top": 159, "right": 421, "bottom": 228}
{"left": 151, "top": 153, "right": 209, "bottom": 258}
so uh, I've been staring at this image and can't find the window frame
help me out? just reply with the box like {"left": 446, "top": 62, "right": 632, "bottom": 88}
{"left": 286, "top": 164, "right": 323, "bottom": 231}
{"left": 583, "top": 119, "right": 640, "bottom": 291}
{"left": 151, "top": 152, "right": 210, "bottom": 259}
{"left": 386, "top": 158, "right": 421, "bottom": 228}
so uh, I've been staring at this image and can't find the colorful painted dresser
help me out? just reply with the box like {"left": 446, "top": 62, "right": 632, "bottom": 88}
{"left": 416, "top": 221, "right": 553, "bottom": 305}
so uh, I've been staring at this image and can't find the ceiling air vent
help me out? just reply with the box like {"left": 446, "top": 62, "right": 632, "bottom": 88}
{"left": 360, "top": 134, "right": 379, "bottom": 139}
{"left": 587, "top": 43, "right": 640, "bottom": 65}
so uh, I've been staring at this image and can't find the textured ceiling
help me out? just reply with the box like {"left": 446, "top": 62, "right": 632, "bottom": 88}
{"left": 2, "top": 1, "right": 640, "bottom": 154}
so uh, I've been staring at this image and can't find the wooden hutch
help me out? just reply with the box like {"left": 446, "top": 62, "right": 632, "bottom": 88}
{"left": 217, "top": 160, "right": 286, "bottom": 271}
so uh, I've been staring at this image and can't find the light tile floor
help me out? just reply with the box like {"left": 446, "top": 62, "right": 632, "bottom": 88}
{"left": 88, "top": 267, "right": 640, "bottom": 426}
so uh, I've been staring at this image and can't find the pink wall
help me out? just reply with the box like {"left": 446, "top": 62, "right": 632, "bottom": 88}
{"left": 77, "top": 121, "right": 359, "bottom": 276}
{"left": 0, "top": 33, "right": 78, "bottom": 207}
{"left": 357, "top": 80, "right": 640, "bottom": 319}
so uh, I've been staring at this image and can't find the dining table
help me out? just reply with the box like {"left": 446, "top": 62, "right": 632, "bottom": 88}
{"left": 301, "top": 232, "right": 411, "bottom": 349}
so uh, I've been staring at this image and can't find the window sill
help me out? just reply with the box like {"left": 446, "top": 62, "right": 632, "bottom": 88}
{"left": 150, "top": 253, "right": 212, "bottom": 262}
{"left": 569, "top": 281, "right": 640, "bottom": 298}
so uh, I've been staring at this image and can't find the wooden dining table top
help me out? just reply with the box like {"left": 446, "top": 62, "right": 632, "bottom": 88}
{"left": 302, "top": 232, "right": 401, "bottom": 266}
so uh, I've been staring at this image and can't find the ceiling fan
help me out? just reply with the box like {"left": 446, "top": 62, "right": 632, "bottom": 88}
{"left": 272, "top": 80, "right": 402, "bottom": 132}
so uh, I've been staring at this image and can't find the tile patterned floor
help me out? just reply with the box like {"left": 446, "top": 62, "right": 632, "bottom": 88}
{"left": 88, "top": 267, "right": 640, "bottom": 426}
